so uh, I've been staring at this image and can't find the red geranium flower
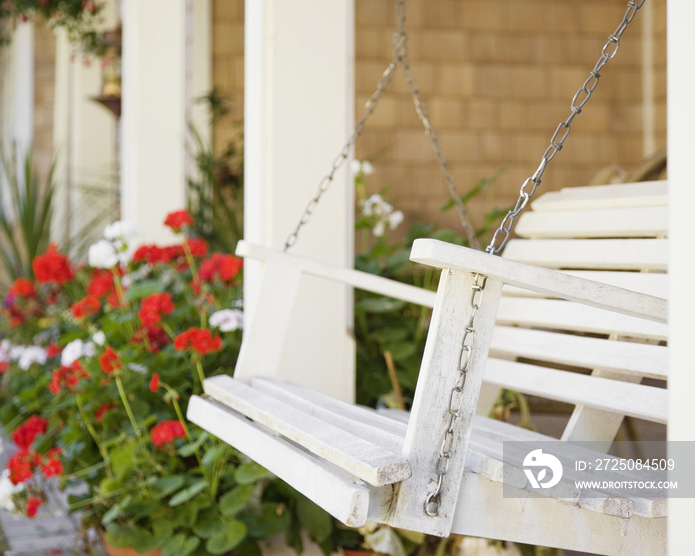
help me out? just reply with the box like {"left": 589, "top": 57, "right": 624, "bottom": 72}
{"left": 46, "top": 344, "right": 62, "bottom": 358}
{"left": 199, "top": 253, "right": 243, "bottom": 283}
{"left": 95, "top": 403, "right": 117, "bottom": 421}
{"left": 98, "top": 347, "right": 121, "bottom": 374}
{"left": 174, "top": 328, "right": 222, "bottom": 356}
{"left": 7, "top": 450, "right": 35, "bottom": 484}
{"left": 87, "top": 269, "right": 115, "bottom": 298}
{"left": 150, "top": 420, "right": 186, "bottom": 447}
{"left": 149, "top": 373, "right": 160, "bottom": 392}
{"left": 0, "top": 361, "right": 8, "bottom": 375}
{"left": 26, "top": 497, "right": 44, "bottom": 518}
{"left": 32, "top": 244, "right": 73, "bottom": 285}
{"left": 164, "top": 210, "right": 193, "bottom": 233}
{"left": 138, "top": 293, "right": 174, "bottom": 326}
{"left": 9, "top": 278, "right": 35, "bottom": 297}
{"left": 12, "top": 416, "right": 48, "bottom": 450}
{"left": 41, "top": 456, "right": 63, "bottom": 478}
{"left": 70, "top": 295, "right": 101, "bottom": 319}
{"left": 49, "top": 361, "right": 89, "bottom": 395}
{"left": 131, "top": 325, "right": 170, "bottom": 353}
{"left": 185, "top": 238, "right": 208, "bottom": 258}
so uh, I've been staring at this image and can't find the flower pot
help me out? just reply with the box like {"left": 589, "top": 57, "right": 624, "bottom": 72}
{"left": 100, "top": 531, "right": 162, "bottom": 556}
{"left": 342, "top": 550, "right": 374, "bottom": 556}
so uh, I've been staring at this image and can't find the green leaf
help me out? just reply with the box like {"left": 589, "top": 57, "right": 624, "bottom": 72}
{"left": 124, "top": 280, "right": 165, "bottom": 302}
{"left": 296, "top": 496, "right": 333, "bottom": 543}
{"left": 152, "top": 520, "right": 174, "bottom": 545}
{"left": 154, "top": 475, "right": 187, "bottom": 499}
{"left": 234, "top": 462, "right": 273, "bottom": 484}
{"left": 129, "top": 526, "right": 160, "bottom": 554}
{"left": 99, "top": 478, "right": 122, "bottom": 496}
{"left": 241, "top": 502, "right": 291, "bottom": 539}
{"left": 382, "top": 342, "right": 416, "bottom": 361}
{"left": 232, "top": 541, "right": 262, "bottom": 556}
{"left": 201, "top": 444, "right": 226, "bottom": 468}
{"left": 111, "top": 440, "right": 138, "bottom": 480}
{"left": 205, "top": 520, "right": 247, "bottom": 554}
{"left": 371, "top": 328, "right": 409, "bottom": 344}
{"left": 102, "top": 494, "right": 133, "bottom": 526}
{"left": 177, "top": 431, "right": 209, "bottom": 457}
{"left": 105, "top": 523, "right": 134, "bottom": 549}
{"left": 357, "top": 297, "right": 407, "bottom": 314}
{"left": 192, "top": 508, "right": 226, "bottom": 539}
{"left": 219, "top": 484, "right": 254, "bottom": 517}
{"left": 162, "top": 534, "right": 200, "bottom": 556}
{"left": 169, "top": 480, "right": 208, "bottom": 507}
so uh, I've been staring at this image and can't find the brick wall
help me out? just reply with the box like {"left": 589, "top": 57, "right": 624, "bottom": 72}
{"left": 212, "top": 0, "right": 666, "bottom": 233}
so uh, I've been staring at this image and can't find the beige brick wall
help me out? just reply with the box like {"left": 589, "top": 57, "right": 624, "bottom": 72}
{"left": 212, "top": 0, "right": 666, "bottom": 234}
{"left": 33, "top": 22, "right": 56, "bottom": 179}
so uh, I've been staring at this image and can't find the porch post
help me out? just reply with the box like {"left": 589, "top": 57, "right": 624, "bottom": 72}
{"left": 244, "top": 0, "right": 356, "bottom": 401}
{"left": 667, "top": 0, "right": 695, "bottom": 553}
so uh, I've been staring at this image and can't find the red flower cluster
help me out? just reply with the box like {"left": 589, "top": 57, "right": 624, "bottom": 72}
{"left": 87, "top": 269, "right": 115, "bottom": 298}
{"left": 0, "top": 361, "right": 8, "bottom": 375}
{"left": 138, "top": 293, "right": 174, "bottom": 326}
{"left": 41, "top": 448, "right": 63, "bottom": 478}
{"left": 95, "top": 403, "right": 117, "bottom": 421}
{"left": 149, "top": 373, "right": 160, "bottom": 392}
{"left": 98, "top": 347, "right": 121, "bottom": 374}
{"left": 46, "top": 344, "right": 62, "bottom": 359}
{"left": 199, "top": 253, "right": 243, "bottom": 284}
{"left": 26, "top": 497, "right": 44, "bottom": 518}
{"left": 164, "top": 210, "right": 193, "bottom": 233}
{"left": 7, "top": 450, "right": 40, "bottom": 484}
{"left": 132, "top": 244, "right": 184, "bottom": 265}
{"left": 174, "top": 328, "right": 222, "bottom": 356}
{"left": 131, "top": 325, "right": 170, "bottom": 353}
{"left": 70, "top": 295, "right": 101, "bottom": 319}
{"left": 11, "top": 416, "right": 48, "bottom": 450}
{"left": 150, "top": 420, "right": 186, "bottom": 447}
{"left": 49, "top": 361, "right": 89, "bottom": 395}
{"left": 185, "top": 238, "right": 208, "bottom": 258}
{"left": 8, "top": 278, "right": 35, "bottom": 298}
{"left": 32, "top": 244, "right": 73, "bottom": 285}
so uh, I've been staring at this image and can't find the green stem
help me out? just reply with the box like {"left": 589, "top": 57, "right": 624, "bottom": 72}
{"left": 162, "top": 322, "right": 177, "bottom": 341}
{"left": 115, "top": 376, "right": 141, "bottom": 439}
{"left": 195, "top": 358, "right": 206, "bottom": 388}
{"left": 65, "top": 461, "right": 107, "bottom": 480}
{"left": 182, "top": 240, "right": 200, "bottom": 284}
{"left": 76, "top": 393, "right": 112, "bottom": 478}
{"left": 67, "top": 487, "right": 129, "bottom": 510}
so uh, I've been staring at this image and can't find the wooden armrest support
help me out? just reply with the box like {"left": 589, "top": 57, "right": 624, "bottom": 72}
{"left": 236, "top": 240, "right": 436, "bottom": 308}
{"left": 410, "top": 239, "right": 667, "bottom": 324}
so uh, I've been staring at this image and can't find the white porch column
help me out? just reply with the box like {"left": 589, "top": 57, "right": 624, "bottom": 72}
{"left": 667, "top": 0, "right": 695, "bottom": 553}
{"left": 121, "top": 0, "right": 189, "bottom": 244}
{"left": 244, "top": 0, "right": 355, "bottom": 401}
{"left": 12, "top": 22, "right": 34, "bottom": 156}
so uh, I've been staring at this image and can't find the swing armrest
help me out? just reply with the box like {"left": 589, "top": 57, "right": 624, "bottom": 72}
{"left": 410, "top": 239, "right": 667, "bottom": 324}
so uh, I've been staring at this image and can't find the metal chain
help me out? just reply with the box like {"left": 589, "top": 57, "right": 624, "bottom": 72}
{"left": 485, "top": 0, "right": 646, "bottom": 255}
{"left": 424, "top": 0, "right": 645, "bottom": 517}
{"left": 425, "top": 273, "right": 486, "bottom": 516}
{"left": 284, "top": 0, "right": 479, "bottom": 251}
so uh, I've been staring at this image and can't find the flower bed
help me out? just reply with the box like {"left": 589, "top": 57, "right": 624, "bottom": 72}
{"left": 0, "top": 211, "right": 343, "bottom": 556}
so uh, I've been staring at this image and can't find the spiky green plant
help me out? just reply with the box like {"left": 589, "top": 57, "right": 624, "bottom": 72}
{"left": 0, "top": 148, "right": 56, "bottom": 288}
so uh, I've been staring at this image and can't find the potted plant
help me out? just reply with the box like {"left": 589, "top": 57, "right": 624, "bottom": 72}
{"left": 0, "top": 210, "right": 336, "bottom": 555}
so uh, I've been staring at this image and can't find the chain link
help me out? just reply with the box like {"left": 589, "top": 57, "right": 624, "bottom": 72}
{"left": 425, "top": 273, "right": 486, "bottom": 516}
{"left": 284, "top": 0, "right": 479, "bottom": 251}
{"left": 425, "top": 0, "right": 644, "bottom": 517}
{"left": 485, "top": 0, "right": 645, "bottom": 255}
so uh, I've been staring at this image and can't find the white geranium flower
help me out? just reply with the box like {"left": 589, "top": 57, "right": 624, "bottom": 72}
{"left": 364, "top": 527, "right": 406, "bottom": 556}
{"left": 388, "top": 210, "right": 404, "bottom": 230}
{"left": 0, "top": 340, "right": 10, "bottom": 363}
{"left": 89, "top": 240, "right": 118, "bottom": 269}
{"left": 83, "top": 342, "right": 96, "bottom": 358}
{"left": 0, "top": 469, "right": 24, "bottom": 513}
{"left": 209, "top": 309, "right": 244, "bottom": 332}
{"left": 61, "top": 339, "right": 84, "bottom": 366}
{"left": 373, "top": 221, "right": 386, "bottom": 237}
{"left": 104, "top": 221, "right": 140, "bottom": 243}
{"left": 18, "top": 346, "right": 47, "bottom": 370}
{"left": 129, "top": 363, "right": 147, "bottom": 374}
{"left": 9, "top": 345, "right": 26, "bottom": 361}
{"left": 351, "top": 159, "right": 375, "bottom": 176}
{"left": 92, "top": 331, "right": 106, "bottom": 346}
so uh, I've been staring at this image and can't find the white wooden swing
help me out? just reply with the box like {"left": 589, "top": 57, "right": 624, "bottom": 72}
{"left": 188, "top": 1, "right": 667, "bottom": 554}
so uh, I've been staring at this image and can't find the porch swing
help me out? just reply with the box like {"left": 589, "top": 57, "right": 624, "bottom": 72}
{"left": 188, "top": 1, "right": 668, "bottom": 554}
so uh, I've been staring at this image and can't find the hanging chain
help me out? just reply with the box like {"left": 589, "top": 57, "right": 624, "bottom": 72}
{"left": 485, "top": 0, "right": 646, "bottom": 255}
{"left": 425, "top": 273, "right": 486, "bottom": 517}
{"left": 284, "top": 0, "right": 479, "bottom": 251}
{"left": 424, "top": 0, "right": 645, "bottom": 517}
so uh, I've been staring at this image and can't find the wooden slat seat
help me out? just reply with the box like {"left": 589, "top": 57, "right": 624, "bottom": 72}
{"left": 188, "top": 180, "right": 669, "bottom": 555}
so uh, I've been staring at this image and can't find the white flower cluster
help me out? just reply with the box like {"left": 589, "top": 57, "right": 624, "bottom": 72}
{"left": 88, "top": 220, "right": 141, "bottom": 269}
{"left": 209, "top": 309, "right": 243, "bottom": 332}
{"left": 1, "top": 340, "right": 47, "bottom": 371}
{"left": 0, "top": 469, "right": 24, "bottom": 513}
{"left": 61, "top": 339, "right": 96, "bottom": 366}
{"left": 351, "top": 159, "right": 374, "bottom": 176}
{"left": 361, "top": 194, "right": 404, "bottom": 237}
